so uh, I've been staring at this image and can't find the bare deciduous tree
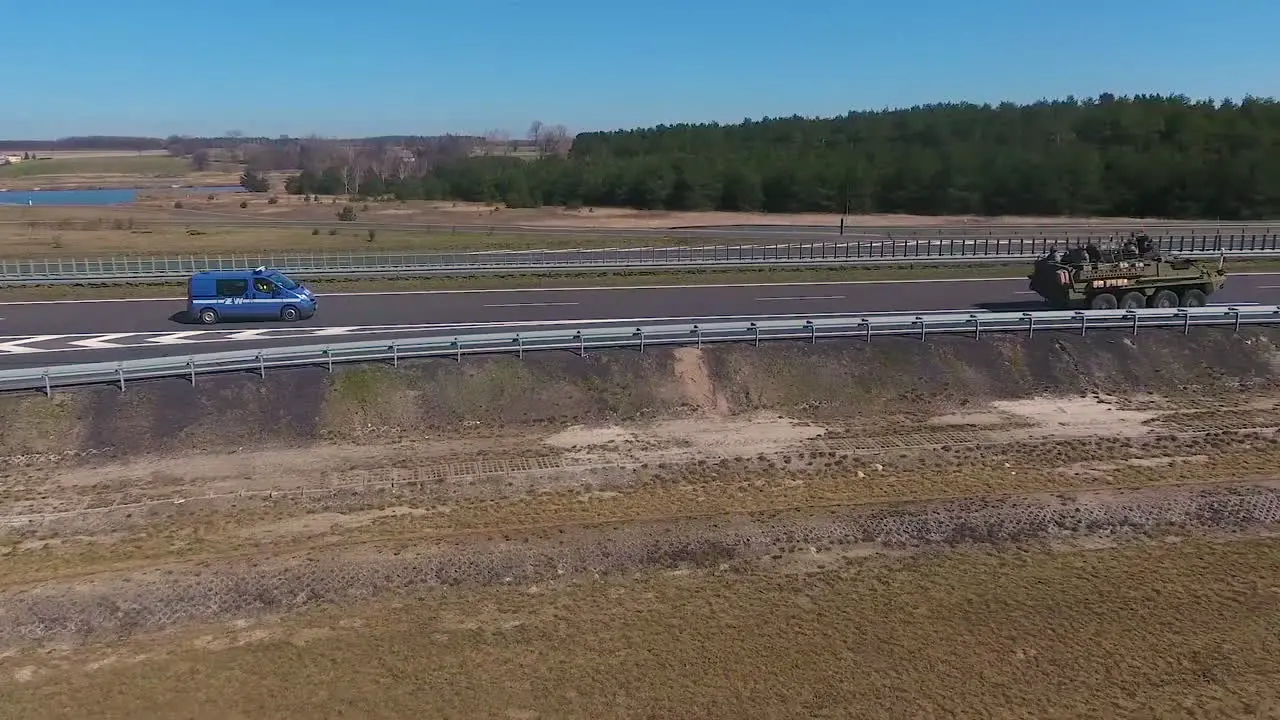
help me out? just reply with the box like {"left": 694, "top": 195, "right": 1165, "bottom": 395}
{"left": 543, "top": 124, "right": 572, "bottom": 157}
{"left": 483, "top": 129, "right": 511, "bottom": 156}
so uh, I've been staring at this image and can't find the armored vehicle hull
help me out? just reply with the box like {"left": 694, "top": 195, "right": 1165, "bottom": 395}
{"left": 1027, "top": 247, "right": 1226, "bottom": 310}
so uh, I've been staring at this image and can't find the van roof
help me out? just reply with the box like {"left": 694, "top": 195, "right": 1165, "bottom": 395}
{"left": 191, "top": 268, "right": 278, "bottom": 279}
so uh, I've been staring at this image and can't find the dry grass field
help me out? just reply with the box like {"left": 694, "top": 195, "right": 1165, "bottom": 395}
{"left": 125, "top": 192, "right": 1229, "bottom": 230}
{"left": 0, "top": 154, "right": 241, "bottom": 191}
{"left": 1, "top": 331, "right": 1280, "bottom": 717}
{"left": 0, "top": 192, "right": 1235, "bottom": 261}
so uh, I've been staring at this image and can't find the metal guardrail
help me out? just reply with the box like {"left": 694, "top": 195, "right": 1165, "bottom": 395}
{"left": 1, "top": 232, "right": 1278, "bottom": 285}
{"left": 3, "top": 306, "right": 1277, "bottom": 394}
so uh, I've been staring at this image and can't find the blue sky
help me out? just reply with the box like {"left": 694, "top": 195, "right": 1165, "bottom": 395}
{"left": 2, "top": 0, "right": 1277, "bottom": 138}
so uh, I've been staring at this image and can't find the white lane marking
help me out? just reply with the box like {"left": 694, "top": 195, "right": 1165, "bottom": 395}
{"left": 1258, "top": 285, "right": 1280, "bottom": 289}
{"left": 3, "top": 272, "right": 1280, "bottom": 306}
{"left": 483, "top": 302, "right": 580, "bottom": 308}
{"left": 755, "top": 295, "right": 845, "bottom": 301}
{"left": 224, "top": 329, "right": 270, "bottom": 340}
{"left": 308, "top": 327, "right": 360, "bottom": 335}
{"left": 0, "top": 335, "right": 64, "bottom": 354}
{"left": 1208, "top": 302, "right": 1260, "bottom": 306}
{"left": 68, "top": 333, "right": 134, "bottom": 349}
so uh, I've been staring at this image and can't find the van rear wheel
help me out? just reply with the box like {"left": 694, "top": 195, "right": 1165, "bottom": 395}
{"left": 197, "top": 308, "right": 219, "bottom": 325}
{"left": 280, "top": 306, "right": 300, "bottom": 322}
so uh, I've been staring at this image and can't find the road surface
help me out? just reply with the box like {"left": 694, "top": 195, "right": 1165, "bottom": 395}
{"left": 0, "top": 275, "right": 1276, "bottom": 369}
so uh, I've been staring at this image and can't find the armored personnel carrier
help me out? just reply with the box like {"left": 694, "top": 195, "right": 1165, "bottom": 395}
{"left": 1026, "top": 233, "right": 1226, "bottom": 310}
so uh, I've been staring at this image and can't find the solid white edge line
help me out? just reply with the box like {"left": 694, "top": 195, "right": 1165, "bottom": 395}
{"left": 1, "top": 271, "right": 1277, "bottom": 307}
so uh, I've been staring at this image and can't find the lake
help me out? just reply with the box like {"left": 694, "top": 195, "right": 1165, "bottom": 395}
{"left": 0, "top": 186, "right": 246, "bottom": 206}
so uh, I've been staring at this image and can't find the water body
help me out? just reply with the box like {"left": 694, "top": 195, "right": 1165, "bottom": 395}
{"left": 0, "top": 186, "right": 245, "bottom": 206}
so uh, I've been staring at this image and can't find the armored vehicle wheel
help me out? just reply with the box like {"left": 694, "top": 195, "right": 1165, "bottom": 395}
{"left": 1181, "top": 288, "right": 1207, "bottom": 307}
{"left": 1089, "top": 293, "right": 1118, "bottom": 310}
{"left": 1149, "top": 289, "right": 1179, "bottom": 309}
{"left": 1118, "top": 291, "right": 1145, "bottom": 310}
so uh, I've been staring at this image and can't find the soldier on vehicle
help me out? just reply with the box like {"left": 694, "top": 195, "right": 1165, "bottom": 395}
{"left": 1084, "top": 242, "right": 1101, "bottom": 264}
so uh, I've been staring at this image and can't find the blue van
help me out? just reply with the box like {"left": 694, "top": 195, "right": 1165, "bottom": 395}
{"left": 187, "top": 267, "right": 317, "bottom": 324}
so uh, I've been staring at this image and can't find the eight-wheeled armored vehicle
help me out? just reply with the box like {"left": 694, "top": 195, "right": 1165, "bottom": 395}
{"left": 1026, "top": 233, "right": 1227, "bottom": 310}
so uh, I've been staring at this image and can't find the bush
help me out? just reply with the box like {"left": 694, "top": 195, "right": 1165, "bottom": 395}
{"left": 337, "top": 205, "right": 358, "bottom": 221}
{"left": 267, "top": 196, "right": 279, "bottom": 205}
{"left": 173, "top": 200, "right": 184, "bottom": 209}
{"left": 240, "top": 200, "right": 248, "bottom": 209}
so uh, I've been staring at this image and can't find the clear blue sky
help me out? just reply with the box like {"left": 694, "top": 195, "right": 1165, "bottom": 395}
{"left": 2, "top": 0, "right": 1277, "bottom": 139}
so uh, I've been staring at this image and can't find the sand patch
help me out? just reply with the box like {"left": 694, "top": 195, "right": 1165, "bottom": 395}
{"left": 541, "top": 412, "right": 826, "bottom": 464}
{"left": 988, "top": 394, "right": 1159, "bottom": 440}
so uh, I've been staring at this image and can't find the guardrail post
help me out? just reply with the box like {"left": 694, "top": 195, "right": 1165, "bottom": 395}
{"left": 1076, "top": 311, "right": 1087, "bottom": 336}
{"left": 1180, "top": 309, "right": 1191, "bottom": 335}
{"left": 324, "top": 348, "right": 333, "bottom": 372}
{"left": 257, "top": 354, "right": 265, "bottom": 377}
{"left": 971, "top": 314, "right": 982, "bottom": 339}
{"left": 1231, "top": 308, "right": 1242, "bottom": 332}
{"left": 187, "top": 359, "right": 196, "bottom": 385}
{"left": 862, "top": 320, "right": 871, "bottom": 343}
{"left": 516, "top": 335, "right": 524, "bottom": 359}
{"left": 1023, "top": 313, "right": 1035, "bottom": 337}
{"left": 636, "top": 328, "right": 645, "bottom": 353}
{"left": 693, "top": 325, "right": 702, "bottom": 348}
{"left": 453, "top": 339, "right": 461, "bottom": 363}
{"left": 117, "top": 365, "right": 125, "bottom": 393}
{"left": 1128, "top": 310, "right": 1138, "bottom": 336}
{"left": 576, "top": 331, "right": 586, "bottom": 357}
{"left": 42, "top": 371, "right": 51, "bottom": 398}
{"left": 915, "top": 317, "right": 926, "bottom": 341}
{"left": 806, "top": 320, "right": 816, "bottom": 344}
{"left": 390, "top": 343, "right": 398, "bottom": 367}
{"left": 752, "top": 323, "right": 759, "bottom": 348}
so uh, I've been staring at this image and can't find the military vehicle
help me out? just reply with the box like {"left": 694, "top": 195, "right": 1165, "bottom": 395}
{"left": 1026, "top": 233, "right": 1227, "bottom": 310}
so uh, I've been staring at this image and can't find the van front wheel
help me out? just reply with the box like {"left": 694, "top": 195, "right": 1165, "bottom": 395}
{"left": 280, "top": 306, "right": 300, "bottom": 322}
{"left": 197, "top": 308, "right": 219, "bottom": 325}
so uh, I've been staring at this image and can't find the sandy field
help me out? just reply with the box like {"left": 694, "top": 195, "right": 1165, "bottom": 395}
{"left": 1, "top": 328, "right": 1279, "bottom": 717}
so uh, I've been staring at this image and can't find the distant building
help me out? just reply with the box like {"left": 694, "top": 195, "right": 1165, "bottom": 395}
{"left": 0, "top": 155, "right": 23, "bottom": 165}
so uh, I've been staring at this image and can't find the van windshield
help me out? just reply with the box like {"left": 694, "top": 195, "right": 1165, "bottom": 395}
{"left": 267, "top": 272, "right": 298, "bottom": 290}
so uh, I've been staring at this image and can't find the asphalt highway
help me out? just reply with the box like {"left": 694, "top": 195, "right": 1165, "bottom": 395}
{"left": 1, "top": 274, "right": 1277, "bottom": 370}
{"left": 2, "top": 213, "right": 1268, "bottom": 241}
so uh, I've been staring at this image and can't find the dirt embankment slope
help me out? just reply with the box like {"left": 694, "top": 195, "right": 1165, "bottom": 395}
{"left": 3, "top": 326, "right": 1277, "bottom": 460}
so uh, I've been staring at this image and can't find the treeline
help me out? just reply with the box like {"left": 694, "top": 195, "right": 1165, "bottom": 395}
{"left": 281, "top": 93, "right": 1280, "bottom": 219}
{"left": 0, "top": 136, "right": 165, "bottom": 151}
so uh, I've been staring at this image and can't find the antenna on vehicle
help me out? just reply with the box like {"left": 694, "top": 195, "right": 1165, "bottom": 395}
{"left": 254, "top": 266, "right": 267, "bottom": 273}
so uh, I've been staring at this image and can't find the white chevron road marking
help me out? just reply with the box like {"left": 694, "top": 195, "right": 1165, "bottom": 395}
{"left": 223, "top": 329, "right": 271, "bottom": 340}
{"left": 68, "top": 333, "right": 136, "bottom": 349}
{"left": 144, "top": 331, "right": 208, "bottom": 345}
{"left": 308, "top": 327, "right": 360, "bottom": 335}
{"left": 0, "top": 335, "right": 65, "bottom": 354}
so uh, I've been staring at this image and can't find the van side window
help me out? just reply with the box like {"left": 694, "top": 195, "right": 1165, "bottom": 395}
{"left": 254, "top": 278, "right": 274, "bottom": 294}
{"left": 215, "top": 278, "right": 248, "bottom": 297}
